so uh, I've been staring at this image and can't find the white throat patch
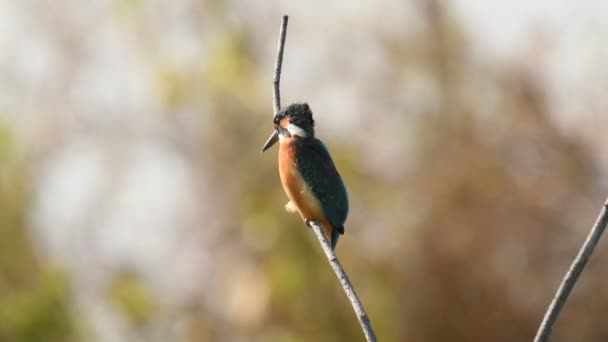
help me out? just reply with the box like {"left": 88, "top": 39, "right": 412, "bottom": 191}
{"left": 286, "top": 123, "right": 308, "bottom": 138}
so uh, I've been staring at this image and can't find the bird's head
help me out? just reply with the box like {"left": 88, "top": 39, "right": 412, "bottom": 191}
{"left": 261, "top": 103, "right": 315, "bottom": 152}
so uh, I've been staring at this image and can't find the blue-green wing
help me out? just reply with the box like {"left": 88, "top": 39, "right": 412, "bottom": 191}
{"left": 295, "top": 137, "right": 349, "bottom": 233}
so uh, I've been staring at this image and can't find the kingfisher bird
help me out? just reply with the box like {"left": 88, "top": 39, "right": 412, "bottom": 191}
{"left": 261, "top": 103, "right": 349, "bottom": 250}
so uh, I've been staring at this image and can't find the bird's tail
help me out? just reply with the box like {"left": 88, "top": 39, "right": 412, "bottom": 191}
{"left": 330, "top": 228, "right": 341, "bottom": 250}
{"left": 322, "top": 223, "right": 343, "bottom": 251}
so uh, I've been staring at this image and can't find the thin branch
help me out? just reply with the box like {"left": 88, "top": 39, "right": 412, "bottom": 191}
{"left": 273, "top": 15, "right": 288, "bottom": 114}
{"left": 533, "top": 196, "right": 608, "bottom": 342}
{"left": 270, "top": 15, "right": 377, "bottom": 342}
{"left": 310, "top": 221, "right": 378, "bottom": 342}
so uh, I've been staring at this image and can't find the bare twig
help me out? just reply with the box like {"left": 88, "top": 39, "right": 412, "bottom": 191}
{"left": 533, "top": 197, "right": 608, "bottom": 342}
{"left": 310, "top": 221, "right": 378, "bottom": 342}
{"left": 270, "top": 15, "right": 377, "bottom": 342}
{"left": 273, "top": 15, "right": 288, "bottom": 114}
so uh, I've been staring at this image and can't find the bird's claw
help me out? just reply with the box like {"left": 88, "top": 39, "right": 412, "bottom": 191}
{"left": 284, "top": 201, "right": 297, "bottom": 213}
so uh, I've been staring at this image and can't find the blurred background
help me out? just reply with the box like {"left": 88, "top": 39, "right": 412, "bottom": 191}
{"left": 1, "top": 0, "right": 608, "bottom": 341}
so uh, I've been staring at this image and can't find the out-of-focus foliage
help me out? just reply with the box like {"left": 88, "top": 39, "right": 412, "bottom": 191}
{"left": 108, "top": 270, "right": 158, "bottom": 327}
{"left": 0, "top": 123, "right": 80, "bottom": 342}
{"left": 1, "top": 0, "right": 608, "bottom": 341}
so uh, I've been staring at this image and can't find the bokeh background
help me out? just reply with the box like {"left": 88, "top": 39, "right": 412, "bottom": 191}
{"left": 1, "top": 0, "right": 608, "bottom": 341}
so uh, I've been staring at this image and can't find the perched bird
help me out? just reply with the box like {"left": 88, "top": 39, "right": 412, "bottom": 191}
{"left": 261, "top": 103, "right": 349, "bottom": 250}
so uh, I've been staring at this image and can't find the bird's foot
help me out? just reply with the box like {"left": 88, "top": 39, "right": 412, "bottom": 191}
{"left": 284, "top": 201, "right": 297, "bottom": 213}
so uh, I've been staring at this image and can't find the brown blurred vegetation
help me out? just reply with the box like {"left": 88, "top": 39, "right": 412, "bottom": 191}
{"left": 1, "top": 1, "right": 607, "bottom": 341}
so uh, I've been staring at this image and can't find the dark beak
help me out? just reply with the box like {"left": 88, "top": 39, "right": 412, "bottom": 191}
{"left": 260, "top": 130, "right": 279, "bottom": 152}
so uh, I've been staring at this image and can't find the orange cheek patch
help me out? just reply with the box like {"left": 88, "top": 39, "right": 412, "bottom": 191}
{"left": 279, "top": 118, "right": 290, "bottom": 128}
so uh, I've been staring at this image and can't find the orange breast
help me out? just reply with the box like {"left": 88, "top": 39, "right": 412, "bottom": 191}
{"left": 278, "top": 138, "right": 331, "bottom": 232}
